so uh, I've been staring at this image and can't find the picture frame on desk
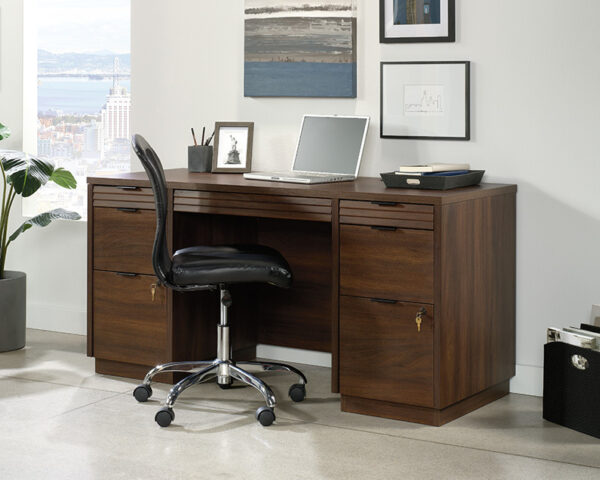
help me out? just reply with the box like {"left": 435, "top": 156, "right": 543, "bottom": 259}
{"left": 380, "top": 0, "right": 455, "bottom": 43}
{"left": 380, "top": 61, "right": 470, "bottom": 140}
{"left": 212, "top": 122, "right": 254, "bottom": 173}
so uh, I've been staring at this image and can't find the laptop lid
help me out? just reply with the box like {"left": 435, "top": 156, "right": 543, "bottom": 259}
{"left": 292, "top": 115, "right": 369, "bottom": 176}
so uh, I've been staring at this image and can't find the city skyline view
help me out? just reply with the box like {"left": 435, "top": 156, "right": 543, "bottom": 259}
{"left": 31, "top": 0, "right": 131, "bottom": 220}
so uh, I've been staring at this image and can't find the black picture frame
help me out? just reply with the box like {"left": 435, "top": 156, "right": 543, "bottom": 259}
{"left": 379, "top": 0, "right": 455, "bottom": 43}
{"left": 380, "top": 61, "right": 470, "bottom": 141}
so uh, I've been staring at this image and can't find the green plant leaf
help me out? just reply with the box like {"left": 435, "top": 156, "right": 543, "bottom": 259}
{"left": 50, "top": 168, "right": 77, "bottom": 189}
{"left": 0, "top": 150, "right": 55, "bottom": 197}
{"left": 8, "top": 208, "right": 81, "bottom": 243}
{"left": 0, "top": 123, "right": 10, "bottom": 141}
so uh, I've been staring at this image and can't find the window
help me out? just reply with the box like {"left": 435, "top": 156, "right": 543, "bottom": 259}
{"left": 29, "top": 0, "right": 131, "bottom": 220}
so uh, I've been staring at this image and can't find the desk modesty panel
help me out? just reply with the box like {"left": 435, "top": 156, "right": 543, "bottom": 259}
{"left": 87, "top": 169, "right": 517, "bottom": 426}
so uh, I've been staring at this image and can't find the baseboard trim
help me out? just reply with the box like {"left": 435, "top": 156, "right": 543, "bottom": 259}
{"left": 510, "top": 364, "right": 543, "bottom": 397}
{"left": 27, "top": 302, "right": 86, "bottom": 335}
{"left": 256, "top": 344, "right": 332, "bottom": 368}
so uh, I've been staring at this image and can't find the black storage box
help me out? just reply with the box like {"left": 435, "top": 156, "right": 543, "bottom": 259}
{"left": 543, "top": 341, "right": 600, "bottom": 439}
{"left": 380, "top": 170, "right": 485, "bottom": 190}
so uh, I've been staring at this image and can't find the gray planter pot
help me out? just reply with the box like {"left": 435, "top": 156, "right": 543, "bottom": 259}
{"left": 0, "top": 271, "right": 26, "bottom": 352}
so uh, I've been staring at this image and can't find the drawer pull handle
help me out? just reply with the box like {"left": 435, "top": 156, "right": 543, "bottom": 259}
{"left": 117, "top": 186, "right": 140, "bottom": 191}
{"left": 371, "top": 226, "right": 397, "bottom": 232}
{"left": 370, "top": 298, "right": 397, "bottom": 304}
{"left": 116, "top": 272, "right": 138, "bottom": 277}
{"left": 117, "top": 207, "right": 139, "bottom": 213}
{"left": 151, "top": 283, "right": 157, "bottom": 302}
{"left": 371, "top": 201, "right": 398, "bottom": 207}
{"left": 416, "top": 307, "right": 427, "bottom": 332}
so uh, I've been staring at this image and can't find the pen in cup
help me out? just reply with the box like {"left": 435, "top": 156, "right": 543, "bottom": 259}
{"left": 191, "top": 128, "right": 198, "bottom": 146}
{"left": 205, "top": 130, "right": 215, "bottom": 146}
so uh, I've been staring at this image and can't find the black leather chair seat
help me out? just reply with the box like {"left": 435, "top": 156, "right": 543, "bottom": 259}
{"left": 171, "top": 244, "right": 292, "bottom": 288}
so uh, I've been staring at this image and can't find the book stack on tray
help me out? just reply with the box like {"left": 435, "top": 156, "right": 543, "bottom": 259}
{"left": 380, "top": 163, "right": 485, "bottom": 190}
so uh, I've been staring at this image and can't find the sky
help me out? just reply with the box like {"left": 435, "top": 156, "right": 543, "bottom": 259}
{"left": 36, "top": 0, "right": 130, "bottom": 54}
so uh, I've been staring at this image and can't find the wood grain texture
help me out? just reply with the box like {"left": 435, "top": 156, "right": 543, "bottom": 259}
{"left": 93, "top": 207, "right": 156, "bottom": 275}
{"left": 340, "top": 200, "right": 433, "bottom": 229}
{"left": 93, "top": 186, "right": 154, "bottom": 209}
{"left": 331, "top": 198, "right": 340, "bottom": 392}
{"left": 341, "top": 381, "right": 509, "bottom": 426}
{"left": 256, "top": 218, "right": 332, "bottom": 352}
{"left": 87, "top": 170, "right": 517, "bottom": 420}
{"left": 87, "top": 183, "right": 94, "bottom": 357}
{"left": 89, "top": 169, "right": 517, "bottom": 206}
{"left": 437, "top": 194, "right": 516, "bottom": 408}
{"left": 340, "top": 225, "right": 434, "bottom": 303}
{"left": 340, "top": 296, "right": 434, "bottom": 407}
{"left": 93, "top": 271, "right": 167, "bottom": 366}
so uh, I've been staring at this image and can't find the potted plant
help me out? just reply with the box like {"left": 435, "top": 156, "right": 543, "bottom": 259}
{"left": 0, "top": 122, "right": 81, "bottom": 352}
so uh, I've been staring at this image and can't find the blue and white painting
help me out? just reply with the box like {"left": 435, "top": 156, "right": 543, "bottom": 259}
{"left": 244, "top": 0, "right": 357, "bottom": 98}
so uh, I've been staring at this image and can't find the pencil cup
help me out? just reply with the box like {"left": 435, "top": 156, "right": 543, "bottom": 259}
{"left": 188, "top": 145, "right": 213, "bottom": 173}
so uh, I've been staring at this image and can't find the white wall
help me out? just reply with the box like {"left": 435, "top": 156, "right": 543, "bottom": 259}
{"left": 3, "top": 1, "right": 599, "bottom": 396}
{"left": 131, "top": 0, "right": 600, "bottom": 396}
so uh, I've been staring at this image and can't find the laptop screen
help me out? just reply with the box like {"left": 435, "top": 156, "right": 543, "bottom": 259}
{"left": 293, "top": 115, "right": 369, "bottom": 175}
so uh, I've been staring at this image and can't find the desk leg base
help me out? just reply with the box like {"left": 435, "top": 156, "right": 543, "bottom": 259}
{"left": 341, "top": 381, "right": 510, "bottom": 426}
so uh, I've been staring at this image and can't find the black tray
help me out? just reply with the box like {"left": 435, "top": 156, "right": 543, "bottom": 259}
{"left": 380, "top": 170, "right": 485, "bottom": 190}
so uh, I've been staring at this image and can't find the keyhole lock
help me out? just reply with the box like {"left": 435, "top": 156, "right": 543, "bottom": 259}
{"left": 416, "top": 307, "right": 427, "bottom": 332}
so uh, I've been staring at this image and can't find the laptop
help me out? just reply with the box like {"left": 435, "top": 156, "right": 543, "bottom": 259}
{"left": 243, "top": 114, "right": 369, "bottom": 184}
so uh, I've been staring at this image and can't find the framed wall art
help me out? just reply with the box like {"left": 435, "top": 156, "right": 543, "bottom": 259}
{"left": 212, "top": 122, "right": 254, "bottom": 173}
{"left": 380, "top": 0, "right": 455, "bottom": 43}
{"left": 380, "top": 61, "right": 470, "bottom": 140}
{"left": 244, "top": 0, "right": 357, "bottom": 97}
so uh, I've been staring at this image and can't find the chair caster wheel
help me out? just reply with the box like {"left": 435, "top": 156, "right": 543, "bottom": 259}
{"left": 256, "top": 406, "right": 275, "bottom": 426}
{"left": 133, "top": 384, "right": 152, "bottom": 402}
{"left": 218, "top": 379, "right": 233, "bottom": 390}
{"left": 155, "top": 407, "right": 175, "bottom": 427}
{"left": 288, "top": 384, "right": 306, "bottom": 403}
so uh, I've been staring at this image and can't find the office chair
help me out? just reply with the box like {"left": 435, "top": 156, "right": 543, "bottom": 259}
{"left": 131, "top": 134, "right": 307, "bottom": 427}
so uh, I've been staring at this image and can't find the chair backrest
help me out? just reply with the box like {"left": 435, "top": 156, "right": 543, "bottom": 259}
{"left": 131, "top": 134, "right": 172, "bottom": 285}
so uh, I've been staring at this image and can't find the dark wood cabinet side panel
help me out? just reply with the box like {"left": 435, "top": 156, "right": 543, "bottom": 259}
{"left": 439, "top": 194, "right": 516, "bottom": 408}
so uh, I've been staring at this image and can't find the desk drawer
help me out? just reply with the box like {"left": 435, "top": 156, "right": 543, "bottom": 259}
{"left": 93, "top": 207, "right": 155, "bottom": 275}
{"left": 93, "top": 185, "right": 155, "bottom": 210}
{"left": 340, "top": 224, "right": 434, "bottom": 303}
{"left": 93, "top": 271, "right": 167, "bottom": 366}
{"left": 340, "top": 296, "right": 434, "bottom": 407}
{"left": 174, "top": 190, "right": 331, "bottom": 222}
{"left": 340, "top": 200, "right": 433, "bottom": 230}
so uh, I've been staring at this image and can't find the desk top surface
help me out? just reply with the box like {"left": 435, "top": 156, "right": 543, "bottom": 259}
{"left": 88, "top": 169, "right": 517, "bottom": 205}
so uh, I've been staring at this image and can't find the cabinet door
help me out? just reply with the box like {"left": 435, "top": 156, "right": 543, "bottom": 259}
{"left": 93, "top": 271, "right": 168, "bottom": 366}
{"left": 340, "top": 224, "right": 434, "bottom": 303}
{"left": 340, "top": 296, "right": 434, "bottom": 407}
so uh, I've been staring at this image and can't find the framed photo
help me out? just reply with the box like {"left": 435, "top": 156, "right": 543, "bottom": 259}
{"left": 380, "top": 61, "right": 470, "bottom": 140}
{"left": 212, "top": 122, "right": 254, "bottom": 173}
{"left": 380, "top": 0, "right": 455, "bottom": 43}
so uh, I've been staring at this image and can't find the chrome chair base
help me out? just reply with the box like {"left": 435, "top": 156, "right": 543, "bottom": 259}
{"left": 133, "top": 287, "right": 307, "bottom": 427}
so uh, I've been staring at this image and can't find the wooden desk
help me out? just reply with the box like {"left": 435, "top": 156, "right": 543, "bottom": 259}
{"left": 87, "top": 169, "right": 517, "bottom": 426}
